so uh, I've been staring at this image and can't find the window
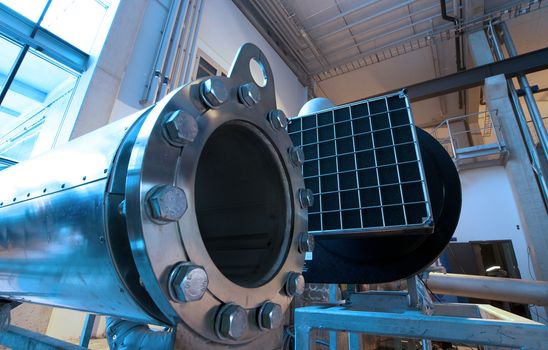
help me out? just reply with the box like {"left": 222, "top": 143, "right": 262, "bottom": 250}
{"left": 0, "top": 1, "right": 115, "bottom": 162}
{"left": 193, "top": 50, "right": 226, "bottom": 80}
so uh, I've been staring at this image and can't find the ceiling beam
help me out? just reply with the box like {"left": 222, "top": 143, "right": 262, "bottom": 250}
{"left": 367, "top": 46, "right": 548, "bottom": 102}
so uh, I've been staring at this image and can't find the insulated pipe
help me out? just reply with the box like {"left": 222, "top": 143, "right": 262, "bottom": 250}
{"left": 426, "top": 272, "right": 548, "bottom": 306}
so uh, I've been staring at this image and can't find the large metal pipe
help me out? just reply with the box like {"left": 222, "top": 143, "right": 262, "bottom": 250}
{"left": 0, "top": 44, "right": 308, "bottom": 349}
{"left": 426, "top": 272, "right": 548, "bottom": 306}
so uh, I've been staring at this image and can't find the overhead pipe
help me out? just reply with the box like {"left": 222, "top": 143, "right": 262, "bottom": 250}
{"left": 426, "top": 272, "right": 548, "bottom": 306}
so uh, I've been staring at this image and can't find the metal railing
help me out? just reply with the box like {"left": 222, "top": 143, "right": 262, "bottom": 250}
{"left": 431, "top": 110, "right": 508, "bottom": 169}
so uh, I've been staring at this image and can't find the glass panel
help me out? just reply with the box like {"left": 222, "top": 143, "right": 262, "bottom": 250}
{"left": 196, "top": 57, "right": 218, "bottom": 79}
{"left": 41, "top": 0, "right": 111, "bottom": 52}
{"left": 0, "top": 36, "right": 23, "bottom": 91}
{"left": 0, "top": 0, "right": 48, "bottom": 22}
{"left": 0, "top": 49, "right": 77, "bottom": 161}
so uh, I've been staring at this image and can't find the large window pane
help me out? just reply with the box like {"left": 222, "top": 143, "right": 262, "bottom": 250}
{"left": 0, "top": 0, "right": 48, "bottom": 22}
{"left": 0, "top": 36, "right": 22, "bottom": 91}
{"left": 0, "top": 49, "right": 77, "bottom": 160}
{"left": 42, "top": 0, "right": 111, "bottom": 52}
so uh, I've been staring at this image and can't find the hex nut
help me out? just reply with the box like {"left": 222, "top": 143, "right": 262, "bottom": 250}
{"left": 162, "top": 110, "right": 198, "bottom": 146}
{"left": 288, "top": 146, "right": 305, "bottom": 167}
{"left": 298, "top": 188, "right": 314, "bottom": 209}
{"left": 267, "top": 109, "right": 288, "bottom": 130}
{"left": 238, "top": 82, "right": 261, "bottom": 107}
{"left": 200, "top": 77, "right": 228, "bottom": 108}
{"left": 258, "top": 302, "right": 283, "bottom": 330}
{"left": 297, "top": 232, "right": 315, "bottom": 253}
{"left": 284, "top": 272, "right": 305, "bottom": 297}
{"left": 216, "top": 304, "right": 248, "bottom": 340}
{"left": 147, "top": 185, "right": 187, "bottom": 222}
{"left": 169, "top": 262, "right": 208, "bottom": 303}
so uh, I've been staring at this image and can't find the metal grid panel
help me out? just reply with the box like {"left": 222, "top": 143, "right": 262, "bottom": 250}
{"left": 288, "top": 92, "right": 432, "bottom": 236}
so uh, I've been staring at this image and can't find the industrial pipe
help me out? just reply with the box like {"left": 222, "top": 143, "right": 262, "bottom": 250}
{"left": 0, "top": 43, "right": 308, "bottom": 349}
{"left": 426, "top": 272, "right": 548, "bottom": 306}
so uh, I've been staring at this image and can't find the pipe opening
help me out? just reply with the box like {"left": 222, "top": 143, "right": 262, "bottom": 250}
{"left": 195, "top": 122, "right": 291, "bottom": 288}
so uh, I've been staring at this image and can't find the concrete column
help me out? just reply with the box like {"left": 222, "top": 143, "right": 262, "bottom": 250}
{"left": 468, "top": 31, "right": 548, "bottom": 286}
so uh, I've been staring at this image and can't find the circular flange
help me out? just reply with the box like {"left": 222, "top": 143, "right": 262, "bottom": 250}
{"left": 124, "top": 43, "right": 306, "bottom": 345}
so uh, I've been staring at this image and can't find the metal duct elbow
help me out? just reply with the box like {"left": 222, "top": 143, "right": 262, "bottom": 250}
{"left": 106, "top": 318, "right": 173, "bottom": 350}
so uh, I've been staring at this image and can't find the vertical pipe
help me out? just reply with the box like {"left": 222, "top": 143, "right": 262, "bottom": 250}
{"left": 140, "top": 0, "right": 184, "bottom": 105}
{"left": 498, "top": 22, "right": 548, "bottom": 161}
{"left": 181, "top": 0, "right": 205, "bottom": 85}
{"left": 488, "top": 22, "right": 548, "bottom": 205}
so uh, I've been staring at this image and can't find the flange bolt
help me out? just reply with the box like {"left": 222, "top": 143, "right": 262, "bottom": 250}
{"left": 257, "top": 302, "right": 283, "bottom": 330}
{"left": 268, "top": 109, "right": 288, "bottom": 130}
{"left": 162, "top": 110, "right": 198, "bottom": 146}
{"left": 147, "top": 185, "right": 187, "bottom": 222}
{"left": 216, "top": 303, "right": 248, "bottom": 340}
{"left": 200, "top": 77, "right": 228, "bottom": 108}
{"left": 168, "top": 262, "right": 208, "bottom": 303}
{"left": 238, "top": 82, "right": 261, "bottom": 107}
{"left": 284, "top": 272, "right": 305, "bottom": 297}
{"left": 298, "top": 188, "right": 314, "bottom": 209}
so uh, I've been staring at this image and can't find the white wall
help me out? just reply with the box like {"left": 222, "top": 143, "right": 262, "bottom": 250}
{"left": 453, "top": 166, "right": 534, "bottom": 280}
{"left": 196, "top": 0, "right": 307, "bottom": 117}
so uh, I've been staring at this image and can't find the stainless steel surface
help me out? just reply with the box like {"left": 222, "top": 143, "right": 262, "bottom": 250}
{"left": 216, "top": 304, "right": 249, "bottom": 340}
{"left": 238, "top": 82, "right": 261, "bottom": 107}
{"left": 426, "top": 272, "right": 548, "bottom": 306}
{"left": 168, "top": 262, "right": 208, "bottom": 303}
{"left": 0, "top": 43, "right": 307, "bottom": 348}
{"left": 285, "top": 272, "right": 305, "bottom": 296}
{"left": 257, "top": 301, "right": 283, "bottom": 330}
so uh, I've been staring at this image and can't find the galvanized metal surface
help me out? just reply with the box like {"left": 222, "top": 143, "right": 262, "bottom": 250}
{"left": 0, "top": 325, "right": 86, "bottom": 350}
{"left": 0, "top": 43, "right": 307, "bottom": 348}
{"left": 294, "top": 303, "right": 548, "bottom": 350}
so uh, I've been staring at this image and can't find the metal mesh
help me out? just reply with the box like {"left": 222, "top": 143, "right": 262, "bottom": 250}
{"left": 288, "top": 92, "right": 433, "bottom": 236}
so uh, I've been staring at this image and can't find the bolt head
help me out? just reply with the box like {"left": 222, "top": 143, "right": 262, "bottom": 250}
{"left": 218, "top": 304, "right": 248, "bottom": 340}
{"left": 285, "top": 272, "right": 305, "bottom": 296}
{"left": 169, "top": 263, "right": 208, "bottom": 303}
{"left": 298, "top": 232, "right": 315, "bottom": 253}
{"left": 268, "top": 109, "right": 288, "bottom": 130}
{"left": 298, "top": 188, "right": 314, "bottom": 209}
{"left": 163, "top": 110, "right": 198, "bottom": 146}
{"left": 289, "top": 146, "right": 305, "bottom": 167}
{"left": 148, "top": 185, "right": 187, "bottom": 222}
{"left": 258, "top": 302, "right": 283, "bottom": 330}
{"left": 238, "top": 82, "right": 261, "bottom": 107}
{"left": 200, "top": 78, "right": 228, "bottom": 108}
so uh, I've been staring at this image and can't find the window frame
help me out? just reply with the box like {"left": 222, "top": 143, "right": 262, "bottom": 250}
{"left": 193, "top": 49, "right": 227, "bottom": 81}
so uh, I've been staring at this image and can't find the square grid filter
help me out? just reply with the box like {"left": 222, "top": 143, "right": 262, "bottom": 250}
{"left": 288, "top": 92, "right": 433, "bottom": 237}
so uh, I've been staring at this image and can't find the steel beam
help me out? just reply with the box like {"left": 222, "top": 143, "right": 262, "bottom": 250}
{"left": 0, "top": 325, "right": 86, "bottom": 350}
{"left": 294, "top": 305, "right": 548, "bottom": 350}
{"left": 362, "top": 47, "right": 548, "bottom": 103}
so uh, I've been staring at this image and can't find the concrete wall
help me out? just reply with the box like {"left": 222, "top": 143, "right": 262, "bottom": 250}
{"left": 453, "top": 166, "right": 532, "bottom": 280}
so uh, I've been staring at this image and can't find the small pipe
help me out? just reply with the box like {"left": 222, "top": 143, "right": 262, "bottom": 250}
{"left": 105, "top": 317, "right": 173, "bottom": 350}
{"left": 426, "top": 272, "right": 548, "bottom": 306}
